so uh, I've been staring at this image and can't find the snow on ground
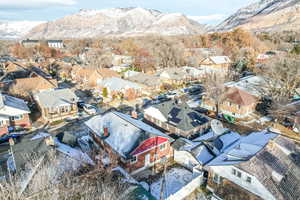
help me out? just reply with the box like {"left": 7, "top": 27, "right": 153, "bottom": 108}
{"left": 150, "top": 167, "right": 195, "bottom": 199}
{"left": 55, "top": 139, "right": 95, "bottom": 166}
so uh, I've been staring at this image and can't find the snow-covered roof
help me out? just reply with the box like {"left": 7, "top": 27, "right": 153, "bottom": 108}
{"left": 85, "top": 112, "right": 172, "bottom": 158}
{"left": 150, "top": 167, "right": 201, "bottom": 199}
{"left": 177, "top": 129, "right": 278, "bottom": 166}
{"left": 99, "top": 77, "right": 142, "bottom": 91}
{"left": 206, "top": 130, "right": 278, "bottom": 166}
{"left": 0, "top": 94, "right": 30, "bottom": 117}
{"left": 224, "top": 75, "right": 267, "bottom": 96}
{"left": 209, "top": 56, "right": 232, "bottom": 64}
{"left": 34, "top": 88, "right": 78, "bottom": 108}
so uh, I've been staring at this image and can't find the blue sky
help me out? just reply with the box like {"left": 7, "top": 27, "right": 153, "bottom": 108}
{"left": 0, "top": 0, "right": 256, "bottom": 24}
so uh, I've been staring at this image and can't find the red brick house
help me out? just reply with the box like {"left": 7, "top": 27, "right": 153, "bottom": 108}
{"left": 85, "top": 111, "right": 174, "bottom": 174}
{"left": 201, "top": 87, "right": 258, "bottom": 119}
{"left": 0, "top": 94, "right": 31, "bottom": 136}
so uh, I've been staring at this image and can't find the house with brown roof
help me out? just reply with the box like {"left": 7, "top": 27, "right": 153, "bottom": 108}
{"left": 71, "top": 67, "right": 120, "bottom": 88}
{"left": 201, "top": 87, "right": 258, "bottom": 119}
{"left": 8, "top": 76, "right": 57, "bottom": 99}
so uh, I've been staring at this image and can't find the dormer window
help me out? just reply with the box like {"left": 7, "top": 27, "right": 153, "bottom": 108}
{"left": 246, "top": 176, "right": 252, "bottom": 183}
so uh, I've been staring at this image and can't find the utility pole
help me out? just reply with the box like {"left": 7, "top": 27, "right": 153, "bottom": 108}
{"left": 159, "top": 157, "right": 167, "bottom": 200}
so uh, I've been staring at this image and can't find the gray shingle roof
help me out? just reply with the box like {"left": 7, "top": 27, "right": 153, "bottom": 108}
{"left": 238, "top": 136, "right": 300, "bottom": 200}
{"left": 34, "top": 88, "right": 78, "bottom": 108}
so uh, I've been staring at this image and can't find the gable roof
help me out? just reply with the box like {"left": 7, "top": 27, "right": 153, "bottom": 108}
{"left": 237, "top": 136, "right": 300, "bottom": 200}
{"left": 225, "top": 87, "right": 257, "bottom": 106}
{"left": 128, "top": 73, "right": 161, "bottom": 87}
{"left": 209, "top": 56, "right": 232, "bottom": 64}
{"left": 159, "top": 68, "right": 188, "bottom": 80}
{"left": 0, "top": 94, "right": 30, "bottom": 117}
{"left": 147, "top": 100, "right": 210, "bottom": 134}
{"left": 99, "top": 77, "right": 142, "bottom": 91}
{"left": 34, "top": 88, "right": 78, "bottom": 108}
{"left": 85, "top": 112, "right": 172, "bottom": 158}
{"left": 10, "top": 77, "right": 57, "bottom": 94}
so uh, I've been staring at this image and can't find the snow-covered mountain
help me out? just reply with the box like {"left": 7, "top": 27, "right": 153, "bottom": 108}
{"left": 25, "top": 8, "right": 207, "bottom": 39}
{"left": 0, "top": 20, "right": 44, "bottom": 39}
{"left": 215, "top": 0, "right": 300, "bottom": 32}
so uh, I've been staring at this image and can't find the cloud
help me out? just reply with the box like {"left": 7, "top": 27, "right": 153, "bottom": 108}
{"left": 0, "top": 0, "right": 77, "bottom": 9}
{"left": 188, "top": 14, "right": 226, "bottom": 24}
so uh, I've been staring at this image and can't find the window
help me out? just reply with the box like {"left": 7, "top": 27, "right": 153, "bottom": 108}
{"left": 130, "top": 156, "right": 137, "bottom": 164}
{"left": 213, "top": 173, "right": 221, "bottom": 184}
{"left": 160, "top": 143, "right": 166, "bottom": 151}
{"left": 237, "top": 171, "right": 242, "bottom": 178}
{"left": 232, "top": 168, "right": 237, "bottom": 176}
{"left": 246, "top": 176, "right": 252, "bottom": 183}
{"left": 9, "top": 115, "right": 23, "bottom": 121}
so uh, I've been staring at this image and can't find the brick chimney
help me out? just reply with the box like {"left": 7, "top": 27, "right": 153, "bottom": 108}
{"left": 8, "top": 138, "right": 15, "bottom": 146}
{"left": 131, "top": 110, "right": 138, "bottom": 119}
{"left": 45, "top": 136, "right": 55, "bottom": 146}
{"left": 103, "top": 127, "right": 109, "bottom": 137}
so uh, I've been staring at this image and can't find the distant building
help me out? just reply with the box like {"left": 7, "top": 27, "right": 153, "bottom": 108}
{"left": 21, "top": 39, "right": 40, "bottom": 48}
{"left": 200, "top": 56, "right": 232, "bottom": 72}
{"left": 21, "top": 39, "right": 64, "bottom": 49}
{"left": 144, "top": 100, "right": 211, "bottom": 139}
{"left": 47, "top": 40, "right": 64, "bottom": 49}
{"left": 85, "top": 111, "right": 174, "bottom": 174}
{"left": 0, "top": 93, "right": 31, "bottom": 136}
{"left": 34, "top": 89, "right": 78, "bottom": 122}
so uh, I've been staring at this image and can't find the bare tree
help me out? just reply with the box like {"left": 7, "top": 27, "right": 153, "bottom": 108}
{"left": 257, "top": 56, "right": 300, "bottom": 123}
{"left": 202, "top": 71, "right": 236, "bottom": 116}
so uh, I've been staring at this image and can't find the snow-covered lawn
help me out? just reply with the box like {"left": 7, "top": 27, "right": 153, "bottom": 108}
{"left": 150, "top": 167, "right": 195, "bottom": 199}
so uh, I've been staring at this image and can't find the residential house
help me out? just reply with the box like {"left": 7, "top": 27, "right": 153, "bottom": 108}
{"left": 110, "top": 64, "right": 131, "bottom": 73}
{"left": 8, "top": 76, "right": 57, "bottom": 99}
{"left": 144, "top": 100, "right": 211, "bottom": 139}
{"left": 202, "top": 87, "right": 258, "bottom": 119}
{"left": 30, "top": 66, "right": 52, "bottom": 79}
{"left": 1, "top": 62, "right": 30, "bottom": 84}
{"left": 128, "top": 73, "right": 162, "bottom": 94}
{"left": 98, "top": 77, "right": 143, "bottom": 100}
{"left": 34, "top": 89, "right": 78, "bottom": 122}
{"left": 181, "top": 66, "right": 206, "bottom": 80}
{"left": 200, "top": 56, "right": 232, "bottom": 72}
{"left": 206, "top": 134, "right": 300, "bottom": 200}
{"left": 158, "top": 68, "right": 189, "bottom": 85}
{"left": 71, "top": 67, "right": 120, "bottom": 88}
{"left": 224, "top": 75, "right": 267, "bottom": 97}
{"left": 85, "top": 111, "right": 174, "bottom": 174}
{"left": 112, "top": 54, "right": 134, "bottom": 66}
{"left": 21, "top": 39, "right": 40, "bottom": 48}
{"left": 0, "top": 94, "right": 31, "bottom": 136}
{"left": 47, "top": 40, "right": 64, "bottom": 49}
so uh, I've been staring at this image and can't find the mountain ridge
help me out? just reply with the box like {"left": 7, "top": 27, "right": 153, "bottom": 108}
{"left": 215, "top": 0, "right": 300, "bottom": 32}
{"left": 24, "top": 8, "right": 207, "bottom": 39}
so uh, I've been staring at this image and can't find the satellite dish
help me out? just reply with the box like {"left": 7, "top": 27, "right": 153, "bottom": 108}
{"left": 211, "top": 119, "right": 228, "bottom": 136}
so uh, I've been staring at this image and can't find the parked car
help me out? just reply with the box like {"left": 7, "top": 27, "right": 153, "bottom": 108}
{"left": 83, "top": 104, "right": 97, "bottom": 115}
{"left": 94, "top": 96, "right": 103, "bottom": 104}
{"left": 77, "top": 100, "right": 85, "bottom": 109}
{"left": 166, "top": 91, "right": 177, "bottom": 99}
